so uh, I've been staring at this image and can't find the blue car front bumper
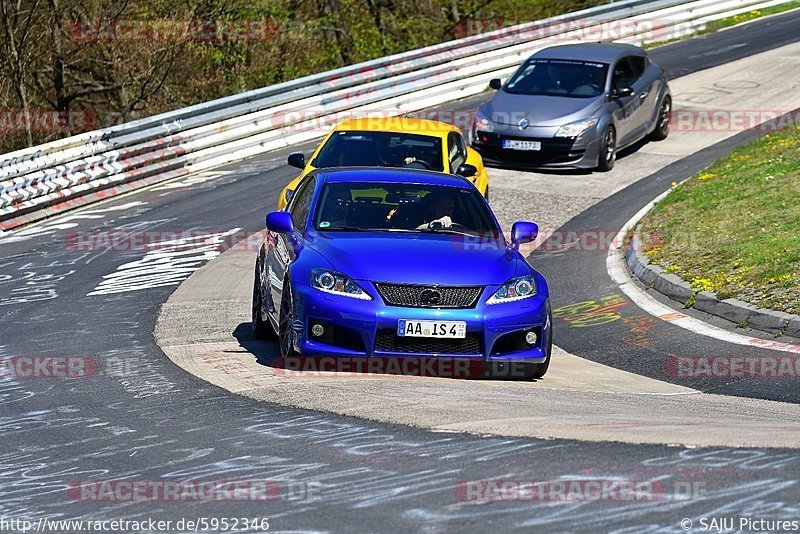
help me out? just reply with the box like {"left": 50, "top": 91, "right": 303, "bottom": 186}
{"left": 289, "top": 278, "right": 551, "bottom": 364}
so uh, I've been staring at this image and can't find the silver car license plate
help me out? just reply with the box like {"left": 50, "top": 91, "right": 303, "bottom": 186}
{"left": 502, "top": 139, "right": 541, "bottom": 151}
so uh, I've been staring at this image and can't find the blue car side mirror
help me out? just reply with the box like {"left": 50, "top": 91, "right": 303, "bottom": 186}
{"left": 511, "top": 221, "right": 538, "bottom": 247}
{"left": 266, "top": 211, "right": 294, "bottom": 234}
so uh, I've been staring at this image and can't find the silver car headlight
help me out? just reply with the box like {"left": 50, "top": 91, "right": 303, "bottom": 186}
{"left": 473, "top": 109, "right": 494, "bottom": 133}
{"left": 311, "top": 268, "right": 372, "bottom": 300}
{"left": 486, "top": 275, "right": 536, "bottom": 305}
{"left": 554, "top": 117, "right": 599, "bottom": 138}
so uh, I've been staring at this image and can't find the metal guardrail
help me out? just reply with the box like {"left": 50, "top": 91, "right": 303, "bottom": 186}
{"left": 0, "top": 0, "right": 791, "bottom": 231}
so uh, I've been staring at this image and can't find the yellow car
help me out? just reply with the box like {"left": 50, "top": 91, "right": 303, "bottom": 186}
{"left": 277, "top": 117, "right": 489, "bottom": 209}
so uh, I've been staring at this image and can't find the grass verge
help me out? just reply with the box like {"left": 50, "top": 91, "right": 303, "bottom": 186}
{"left": 639, "top": 125, "right": 800, "bottom": 315}
{"left": 705, "top": 2, "right": 800, "bottom": 31}
{"left": 645, "top": 2, "right": 800, "bottom": 49}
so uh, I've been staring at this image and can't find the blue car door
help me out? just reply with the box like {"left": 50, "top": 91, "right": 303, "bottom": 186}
{"left": 266, "top": 175, "right": 316, "bottom": 313}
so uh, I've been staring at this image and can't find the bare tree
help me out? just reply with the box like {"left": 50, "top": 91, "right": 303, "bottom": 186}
{"left": 0, "top": 0, "right": 43, "bottom": 146}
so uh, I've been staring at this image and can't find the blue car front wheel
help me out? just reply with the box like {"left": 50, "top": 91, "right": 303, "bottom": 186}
{"left": 252, "top": 258, "right": 277, "bottom": 340}
{"left": 278, "top": 279, "right": 298, "bottom": 357}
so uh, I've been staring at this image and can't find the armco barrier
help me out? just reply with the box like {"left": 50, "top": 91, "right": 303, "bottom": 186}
{"left": 0, "top": 0, "right": 793, "bottom": 232}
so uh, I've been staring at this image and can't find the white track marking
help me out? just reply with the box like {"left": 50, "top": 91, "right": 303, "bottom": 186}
{"left": 607, "top": 185, "right": 800, "bottom": 355}
{"left": 88, "top": 228, "right": 242, "bottom": 296}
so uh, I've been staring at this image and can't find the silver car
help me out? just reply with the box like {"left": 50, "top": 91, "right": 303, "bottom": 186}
{"left": 471, "top": 43, "right": 671, "bottom": 171}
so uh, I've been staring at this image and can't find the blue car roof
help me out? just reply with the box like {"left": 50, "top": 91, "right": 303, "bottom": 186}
{"left": 318, "top": 167, "right": 473, "bottom": 188}
{"left": 531, "top": 43, "right": 644, "bottom": 63}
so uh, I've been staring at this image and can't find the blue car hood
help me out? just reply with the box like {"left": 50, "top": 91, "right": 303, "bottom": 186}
{"left": 310, "top": 232, "right": 519, "bottom": 286}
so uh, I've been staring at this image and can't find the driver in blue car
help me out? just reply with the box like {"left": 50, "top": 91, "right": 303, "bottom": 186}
{"left": 416, "top": 191, "right": 457, "bottom": 230}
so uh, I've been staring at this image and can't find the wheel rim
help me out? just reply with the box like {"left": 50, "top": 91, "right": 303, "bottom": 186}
{"left": 658, "top": 98, "right": 671, "bottom": 133}
{"left": 605, "top": 129, "right": 616, "bottom": 163}
{"left": 279, "top": 285, "right": 293, "bottom": 357}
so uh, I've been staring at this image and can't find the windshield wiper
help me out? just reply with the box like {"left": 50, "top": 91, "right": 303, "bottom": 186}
{"left": 417, "top": 228, "right": 482, "bottom": 237}
{"left": 318, "top": 226, "right": 364, "bottom": 231}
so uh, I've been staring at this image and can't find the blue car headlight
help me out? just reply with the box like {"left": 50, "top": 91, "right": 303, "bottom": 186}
{"left": 554, "top": 117, "right": 599, "bottom": 138}
{"left": 486, "top": 275, "right": 536, "bottom": 305}
{"left": 311, "top": 268, "right": 372, "bottom": 300}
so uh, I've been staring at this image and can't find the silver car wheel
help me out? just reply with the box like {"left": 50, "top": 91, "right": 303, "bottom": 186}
{"left": 606, "top": 128, "right": 616, "bottom": 163}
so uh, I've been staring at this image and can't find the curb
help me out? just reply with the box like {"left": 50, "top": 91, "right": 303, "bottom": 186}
{"left": 626, "top": 229, "right": 800, "bottom": 339}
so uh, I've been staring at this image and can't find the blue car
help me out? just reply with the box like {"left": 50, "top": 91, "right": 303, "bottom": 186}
{"left": 252, "top": 167, "right": 552, "bottom": 379}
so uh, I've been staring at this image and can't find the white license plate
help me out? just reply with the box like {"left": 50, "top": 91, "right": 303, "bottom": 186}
{"left": 397, "top": 320, "right": 467, "bottom": 339}
{"left": 502, "top": 139, "right": 541, "bottom": 151}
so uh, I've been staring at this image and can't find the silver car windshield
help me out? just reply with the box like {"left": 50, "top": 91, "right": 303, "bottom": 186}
{"left": 505, "top": 59, "right": 609, "bottom": 98}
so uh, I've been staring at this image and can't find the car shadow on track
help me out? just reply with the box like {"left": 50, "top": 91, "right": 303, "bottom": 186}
{"left": 231, "top": 322, "right": 542, "bottom": 382}
{"left": 233, "top": 322, "right": 281, "bottom": 367}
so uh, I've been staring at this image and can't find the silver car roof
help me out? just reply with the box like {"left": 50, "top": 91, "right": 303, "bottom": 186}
{"left": 530, "top": 43, "right": 645, "bottom": 63}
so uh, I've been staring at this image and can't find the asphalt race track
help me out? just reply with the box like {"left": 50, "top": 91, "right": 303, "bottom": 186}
{"left": 1, "top": 11, "right": 800, "bottom": 532}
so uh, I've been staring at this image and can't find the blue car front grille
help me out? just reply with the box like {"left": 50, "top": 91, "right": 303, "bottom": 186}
{"left": 375, "top": 283, "right": 482, "bottom": 308}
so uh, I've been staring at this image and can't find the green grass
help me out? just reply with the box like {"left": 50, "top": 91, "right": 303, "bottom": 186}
{"left": 645, "top": 2, "right": 800, "bottom": 49}
{"left": 639, "top": 125, "right": 800, "bottom": 315}
{"left": 705, "top": 2, "right": 800, "bottom": 31}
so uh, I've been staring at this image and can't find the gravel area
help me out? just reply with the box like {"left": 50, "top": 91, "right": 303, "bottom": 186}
{"left": 484, "top": 155, "right": 675, "bottom": 233}
{"left": 490, "top": 185, "right": 598, "bottom": 232}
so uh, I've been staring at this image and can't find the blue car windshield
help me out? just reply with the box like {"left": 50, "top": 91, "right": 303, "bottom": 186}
{"left": 505, "top": 59, "right": 609, "bottom": 98}
{"left": 313, "top": 131, "right": 445, "bottom": 172}
{"left": 314, "top": 182, "right": 500, "bottom": 237}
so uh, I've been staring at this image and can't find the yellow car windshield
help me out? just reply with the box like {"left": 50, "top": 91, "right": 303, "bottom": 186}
{"left": 313, "top": 131, "right": 444, "bottom": 172}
